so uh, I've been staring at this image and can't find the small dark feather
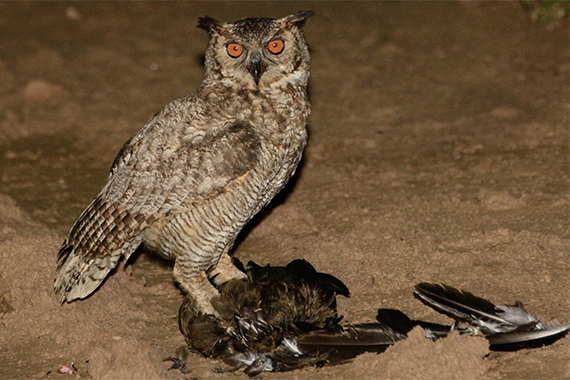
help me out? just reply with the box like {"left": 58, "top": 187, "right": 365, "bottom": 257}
{"left": 376, "top": 308, "right": 453, "bottom": 341}
{"left": 375, "top": 309, "right": 417, "bottom": 336}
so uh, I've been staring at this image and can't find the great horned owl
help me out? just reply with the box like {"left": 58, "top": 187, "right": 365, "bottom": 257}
{"left": 54, "top": 11, "right": 314, "bottom": 315}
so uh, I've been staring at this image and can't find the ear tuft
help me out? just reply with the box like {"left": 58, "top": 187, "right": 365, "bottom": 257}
{"left": 197, "top": 16, "right": 222, "bottom": 33}
{"left": 282, "top": 11, "right": 315, "bottom": 28}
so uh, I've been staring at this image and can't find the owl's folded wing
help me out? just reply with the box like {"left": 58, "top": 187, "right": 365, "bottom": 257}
{"left": 55, "top": 112, "right": 262, "bottom": 303}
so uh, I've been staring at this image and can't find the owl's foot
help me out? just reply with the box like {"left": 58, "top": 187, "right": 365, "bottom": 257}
{"left": 207, "top": 253, "right": 247, "bottom": 287}
{"left": 176, "top": 270, "right": 220, "bottom": 316}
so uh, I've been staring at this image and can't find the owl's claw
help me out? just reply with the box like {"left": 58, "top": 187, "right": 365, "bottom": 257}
{"left": 207, "top": 253, "right": 247, "bottom": 287}
{"left": 175, "top": 267, "right": 221, "bottom": 316}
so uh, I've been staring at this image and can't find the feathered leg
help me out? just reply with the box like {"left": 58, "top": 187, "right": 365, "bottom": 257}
{"left": 207, "top": 251, "right": 247, "bottom": 287}
{"left": 174, "top": 267, "right": 219, "bottom": 316}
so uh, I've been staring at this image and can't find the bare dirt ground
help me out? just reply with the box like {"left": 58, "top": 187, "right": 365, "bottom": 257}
{"left": 0, "top": 2, "right": 568, "bottom": 379}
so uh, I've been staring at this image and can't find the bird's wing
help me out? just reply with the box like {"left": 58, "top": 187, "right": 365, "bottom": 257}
{"left": 414, "top": 283, "right": 570, "bottom": 349}
{"left": 55, "top": 101, "right": 262, "bottom": 302}
{"left": 413, "top": 283, "right": 539, "bottom": 335}
{"left": 103, "top": 115, "right": 263, "bottom": 216}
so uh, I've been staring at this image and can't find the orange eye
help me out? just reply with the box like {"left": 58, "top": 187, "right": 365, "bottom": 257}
{"left": 267, "top": 39, "right": 284, "bottom": 55}
{"left": 226, "top": 43, "right": 244, "bottom": 58}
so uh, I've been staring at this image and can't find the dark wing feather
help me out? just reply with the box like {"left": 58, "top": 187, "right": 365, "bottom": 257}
{"left": 414, "top": 283, "right": 504, "bottom": 327}
{"left": 488, "top": 324, "right": 570, "bottom": 350}
{"left": 414, "top": 283, "right": 540, "bottom": 335}
{"left": 296, "top": 323, "right": 405, "bottom": 361}
{"left": 375, "top": 308, "right": 417, "bottom": 335}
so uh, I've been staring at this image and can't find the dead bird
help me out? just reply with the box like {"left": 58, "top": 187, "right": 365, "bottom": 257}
{"left": 169, "top": 262, "right": 570, "bottom": 375}
{"left": 171, "top": 259, "right": 405, "bottom": 376}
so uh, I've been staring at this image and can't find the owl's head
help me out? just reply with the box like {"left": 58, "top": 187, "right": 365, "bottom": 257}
{"left": 198, "top": 11, "right": 314, "bottom": 90}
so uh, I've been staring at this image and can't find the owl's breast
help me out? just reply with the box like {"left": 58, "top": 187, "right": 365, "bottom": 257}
{"left": 248, "top": 114, "right": 308, "bottom": 210}
{"left": 122, "top": 87, "right": 309, "bottom": 266}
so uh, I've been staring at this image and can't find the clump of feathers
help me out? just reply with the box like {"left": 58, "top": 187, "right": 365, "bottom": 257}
{"left": 179, "top": 279, "right": 335, "bottom": 375}
{"left": 175, "top": 259, "right": 403, "bottom": 376}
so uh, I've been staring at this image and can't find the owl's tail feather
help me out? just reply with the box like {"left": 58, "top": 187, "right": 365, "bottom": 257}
{"left": 55, "top": 245, "right": 116, "bottom": 303}
{"left": 55, "top": 238, "right": 143, "bottom": 303}
{"left": 54, "top": 194, "right": 150, "bottom": 303}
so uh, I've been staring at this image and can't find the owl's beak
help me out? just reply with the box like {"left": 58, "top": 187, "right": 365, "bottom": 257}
{"left": 248, "top": 51, "right": 264, "bottom": 86}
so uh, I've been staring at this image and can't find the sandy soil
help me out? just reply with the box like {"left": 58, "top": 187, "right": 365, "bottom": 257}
{"left": 0, "top": 2, "right": 568, "bottom": 379}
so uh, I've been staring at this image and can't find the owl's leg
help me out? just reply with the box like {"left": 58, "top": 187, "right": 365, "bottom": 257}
{"left": 174, "top": 264, "right": 219, "bottom": 316}
{"left": 207, "top": 250, "right": 247, "bottom": 287}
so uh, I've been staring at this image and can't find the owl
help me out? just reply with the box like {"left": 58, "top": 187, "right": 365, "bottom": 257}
{"left": 54, "top": 11, "right": 314, "bottom": 315}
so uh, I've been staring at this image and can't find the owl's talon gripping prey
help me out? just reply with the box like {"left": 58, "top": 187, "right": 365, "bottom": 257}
{"left": 207, "top": 253, "right": 248, "bottom": 287}
{"left": 176, "top": 271, "right": 220, "bottom": 316}
{"left": 54, "top": 11, "right": 314, "bottom": 315}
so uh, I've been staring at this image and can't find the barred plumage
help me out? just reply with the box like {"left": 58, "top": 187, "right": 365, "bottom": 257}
{"left": 55, "top": 11, "right": 314, "bottom": 315}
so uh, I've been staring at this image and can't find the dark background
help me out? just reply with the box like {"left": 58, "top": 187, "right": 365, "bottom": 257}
{"left": 0, "top": 2, "right": 568, "bottom": 379}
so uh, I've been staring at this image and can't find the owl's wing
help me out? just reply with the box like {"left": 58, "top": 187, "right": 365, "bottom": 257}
{"left": 55, "top": 107, "right": 262, "bottom": 303}
{"left": 103, "top": 120, "right": 261, "bottom": 216}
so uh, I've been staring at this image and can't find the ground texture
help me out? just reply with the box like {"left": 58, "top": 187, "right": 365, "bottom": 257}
{"left": 0, "top": 2, "right": 568, "bottom": 379}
